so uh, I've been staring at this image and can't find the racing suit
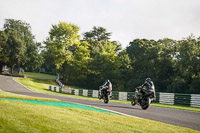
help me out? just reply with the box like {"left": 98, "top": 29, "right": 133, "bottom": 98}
{"left": 99, "top": 80, "right": 112, "bottom": 98}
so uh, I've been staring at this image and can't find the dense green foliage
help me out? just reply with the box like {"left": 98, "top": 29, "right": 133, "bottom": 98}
{"left": 1, "top": 19, "right": 200, "bottom": 93}
{"left": 0, "top": 19, "right": 43, "bottom": 73}
{"left": 44, "top": 23, "right": 200, "bottom": 93}
{"left": 126, "top": 37, "right": 200, "bottom": 93}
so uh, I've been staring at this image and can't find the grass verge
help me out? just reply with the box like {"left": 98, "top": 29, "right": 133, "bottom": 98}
{"left": 0, "top": 91, "right": 60, "bottom": 101}
{"left": 0, "top": 99, "right": 199, "bottom": 133}
{"left": 24, "top": 72, "right": 56, "bottom": 79}
{"left": 14, "top": 77, "right": 200, "bottom": 112}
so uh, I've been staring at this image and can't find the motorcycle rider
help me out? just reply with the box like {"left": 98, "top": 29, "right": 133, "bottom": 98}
{"left": 137, "top": 78, "right": 156, "bottom": 99}
{"left": 99, "top": 79, "right": 112, "bottom": 99}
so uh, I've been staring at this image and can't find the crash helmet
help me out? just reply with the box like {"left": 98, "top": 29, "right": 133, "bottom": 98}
{"left": 145, "top": 78, "right": 151, "bottom": 82}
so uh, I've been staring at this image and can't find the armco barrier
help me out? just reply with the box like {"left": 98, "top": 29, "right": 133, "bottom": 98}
{"left": 174, "top": 93, "right": 191, "bottom": 106}
{"left": 74, "top": 89, "right": 79, "bottom": 95}
{"left": 83, "top": 90, "right": 88, "bottom": 97}
{"left": 112, "top": 91, "right": 119, "bottom": 100}
{"left": 191, "top": 94, "right": 200, "bottom": 108}
{"left": 88, "top": 90, "right": 93, "bottom": 97}
{"left": 159, "top": 93, "right": 174, "bottom": 105}
{"left": 48, "top": 86, "right": 62, "bottom": 93}
{"left": 79, "top": 89, "right": 83, "bottom": 96}
{"left": 127, "top": 92, "right": 134, "bottom": 101}
{"left": 92, "top": 90, "right": 98, "bottom": 98}
{"left": 119, "top": 92, "right": 127, "bottom": 101}
{"left": 48, "top": 85, "right": 200, "bottom": 107}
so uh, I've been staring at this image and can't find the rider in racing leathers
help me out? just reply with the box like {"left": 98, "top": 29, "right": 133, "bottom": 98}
{"left": 99, "top": 79, "right": 112, "bottom": 99}
{"left": 137, "top": 78, "right": 156, "bottom": 99}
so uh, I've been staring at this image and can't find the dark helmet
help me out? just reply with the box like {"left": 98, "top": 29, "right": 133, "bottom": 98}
{"left": 145, "top": 78, "right": 151, "bottom": 82}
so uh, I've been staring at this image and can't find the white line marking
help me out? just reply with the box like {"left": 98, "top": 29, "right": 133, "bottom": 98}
{"left": 69, "top": 101, "right": 143, "bottom": 119}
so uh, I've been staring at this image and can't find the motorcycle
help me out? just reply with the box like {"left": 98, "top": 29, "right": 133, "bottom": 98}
{"left": 98, "top": 86, "right": 111, "bottom": 104}
{"left": 131, "top": 85, "right": 155, "bottom": 110}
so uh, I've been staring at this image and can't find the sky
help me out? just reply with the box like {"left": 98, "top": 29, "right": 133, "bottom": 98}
{"left": 0, "top": 0, "right": 200, "bottom": 48}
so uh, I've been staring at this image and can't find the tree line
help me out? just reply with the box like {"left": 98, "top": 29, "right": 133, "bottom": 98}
{"left": 0, "top": 19, "right": 43, "bottom": 73}
{"left": 0, "top": 19, "right": 200, "bottom": 94}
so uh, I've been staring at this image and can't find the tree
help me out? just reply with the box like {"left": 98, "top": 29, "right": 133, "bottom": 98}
{"left": 65, "top": 41, "right": 92, "bottom": 87}
{"left": 126, "top": 39, "right": 159, "bottom": 90}
{"left": 125, "top": 36, "right": 200, "bottom": 93}
{"left": 117, "top": 50, "right": 132, "bottom": 91}
{"left": 83, "top": 26, "right": 123, "bottom": 90}
{"left": 0, "top": 30, "right": 9, "bottom": 73}
{"left": 5, "top": 30, "right": 26, "bottom": 73}
{"left": 44, "top": 22, "right": 80, "bottom": 80}
{"left": 2, "top": 19, "right": 42, "bottom": 73}
{"left": 83, "top": 26, "right": 122, "bottom": 54}
{"left": 83, "top": 26, "right": 111, "bottom": 43}
{"left": 156, "top": 38, "right": 177, "bottom": 92}
{"left": 174, "top": 35, "right": 200, "bottom": 93}
{"left": 88, "top": 41, "right": 122, "bottom": 90}
{"left": 40, "top": 50, "right": 56, "bottom": 74}
{"left": 24, "top": 42, "right": 44, "bottom": 71}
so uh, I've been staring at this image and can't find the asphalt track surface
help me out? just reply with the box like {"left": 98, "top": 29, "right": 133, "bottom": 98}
{"left": 0, "top": 75, "right": 200, "bottom": 131}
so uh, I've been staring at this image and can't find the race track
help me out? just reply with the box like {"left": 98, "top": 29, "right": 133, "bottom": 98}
{"left": 0, "top": 75, "right": 200, "bottom": 131}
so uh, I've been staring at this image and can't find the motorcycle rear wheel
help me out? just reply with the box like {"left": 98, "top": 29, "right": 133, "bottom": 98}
{"left": 104, "top": 95, "right": 109, "bottom": 104}
{"left": 131, "top": 97, "right": 136, "bottom": 106}
{"left": 141, "top": 97, "right": 150, "bottom": 110}
{"left": 98, "top": 91, "right": 101, "bottom": 100}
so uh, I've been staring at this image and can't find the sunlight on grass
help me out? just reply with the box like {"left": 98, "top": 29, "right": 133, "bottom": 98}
{"left": 15, "top": 77, "right": 200, "bottom": 113}
{"left": 24, "top": 72, "right": 56, "bottom": 79}
{"left": 0, "top": 91, "right": 60, "bottom": 101}
{"left": 15, "top": 78, "right": 57, "bottom": 94}
{"left": 0, "top": 99, "right": 198, "bottom": 133}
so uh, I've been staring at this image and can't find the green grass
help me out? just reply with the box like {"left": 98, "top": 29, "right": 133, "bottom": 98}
{"left": 14, "top": 78, "right": 98, "bottom": 98}
{"left": 24, "top": 72, "right": 56, "bottom": 79}
{"left": 0, "top": 97, "right": 114, "bottom": 113}
{"left": 15, "top": 77, "right": 115, "bottom": 101}
{"left": 2, "top": 78, "right": 199, "bottom": 132}
{"left": 0, "top": 99, "right": 199, "bottom": 133}
{"left": 0, "top": 91, "right": 60, "bottom": 101}
{"left": 14, "top": 77, "right": 200, "bottom": 113}
{"left": 15, "top": 78, "right": 59, "bottom": 94}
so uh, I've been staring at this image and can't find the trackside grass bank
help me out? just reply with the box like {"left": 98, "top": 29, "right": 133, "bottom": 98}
{"left": 0, "top": 97, "right": 114, "bottom": 113}
{"left": 15, "top": 77, "right": 200, "bottom": 112}
{"left": 0, "top": 91, "right": 60, "bottom": 101}
{"left": 0, "top": 98, "right": 199, "bottom": 133}
{"left": 24, "top": 72, "right": 56, "bottom": 79}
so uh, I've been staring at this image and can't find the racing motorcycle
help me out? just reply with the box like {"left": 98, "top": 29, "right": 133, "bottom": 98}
{"left": 131, "top": 84, "right": 155, "bottom": 110}
{"left": 98, "top": 86, "right": 111, "bottom": 104}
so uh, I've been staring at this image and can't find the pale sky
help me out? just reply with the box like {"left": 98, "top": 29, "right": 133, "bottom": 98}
{"left": 0, "top": 0, "right": 200, "bottom": 48}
